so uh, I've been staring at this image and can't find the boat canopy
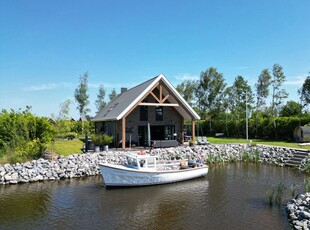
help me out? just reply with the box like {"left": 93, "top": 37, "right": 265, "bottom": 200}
{"left": 124, "top": 152, "right": 157, "bottom": 170}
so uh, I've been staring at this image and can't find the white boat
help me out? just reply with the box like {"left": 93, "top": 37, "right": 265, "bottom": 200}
{"left": 99, "top": 152, "right": 208, "bottom": 187}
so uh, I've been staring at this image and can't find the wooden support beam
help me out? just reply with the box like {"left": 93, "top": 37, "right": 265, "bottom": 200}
{"left": 150, "top": 91, "right": 160, "bottom": 103}
{"left": 162, "top": 94, "right": 169, "bottom": 103}
{"left": 139, "top": 102, "right": 179, "bottom": 107}
{"left": 192, "top": 120, "right": 195, "bottom": 144}
{"left": 122, "top": 117, "right": 126, "bottom": 150}
{"left": 181, "top": 118, "right": 184, "bottom": 144}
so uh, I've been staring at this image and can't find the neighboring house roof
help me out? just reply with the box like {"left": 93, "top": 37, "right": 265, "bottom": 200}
{"left": 296, "top": 126, "right": 310, "bottom": 134}
{"left": 92, "top": 74, "right": 200, "bottom": 122}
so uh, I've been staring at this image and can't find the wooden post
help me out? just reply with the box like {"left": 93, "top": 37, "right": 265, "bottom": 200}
{"left": 122, "top": 117, "right": 126, "bottom": 150}
{"left": 191, "top": 119, "right": 195, "bottom": 144}
{"left": 181, "top": 118, "right": 184, "bottom": 144}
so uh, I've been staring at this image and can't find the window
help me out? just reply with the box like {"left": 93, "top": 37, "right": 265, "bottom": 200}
{"left": 155, "top": 106, "right": 163, "bottom": 121}
{"left": 140, "top": 106, "right": 148, "bottom": 121}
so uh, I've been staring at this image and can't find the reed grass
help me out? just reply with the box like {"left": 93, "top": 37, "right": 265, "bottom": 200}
{"left": 303, "top": 159, "right": 310, "bottom": 174}
{"left": 242, "top": 150, "right": 260, "bottom": 163}
{"left": 265, "top": 182, "right": 287, "bottom": 206}
{"left": 304, "top": 177, "right": 310, "bottom": 193}
{"left": 265, "top": 188, "right": 275, "bottom": 206}
{"left": 275, "top": 182, "right": 286, "bottom": 205}
{"left": 290, "top": 182, "right": 300, "bottom": 198}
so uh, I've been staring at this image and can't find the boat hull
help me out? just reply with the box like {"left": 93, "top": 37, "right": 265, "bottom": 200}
{"left": 99, "top": 164, "right": 208, "bottom": 187}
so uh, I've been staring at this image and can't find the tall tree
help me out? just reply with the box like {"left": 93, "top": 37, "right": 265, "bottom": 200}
{"left": 300, "top": 75, "right": 310, "bottom": 110}
{"left": 279, "top": 101, "right": 302, "bottom": 117}
{"left": 58, "top": 99, "right": 72, "bottom": 120}
{"left": 195, "top": 67, "right": 226, "bottom": 132}
{"left": 74, "top": 72, "right": 90, "bottom": 133}
{"left": 270, "top": 64, "right": 288, "bottom": 116}
{"left": 108, "top": 88, "right": 118, "bottom": 102}
{"left": 270, "top": 64, "right": 288, "bottom": 139}
{"left": 255, "top": 69, "right": 271, "bottom": 111}
{"left": 95, "top": 85, "right": 106, "bottom": 112}
{"left": 223, "top": 87, "right": 232, "bottom": 137}
{"left": 255, "top": 69, "right": 271, "bottom": 137}
{"left": 176, "top": 79, "right": 197, "bottom": 106}
{"left": 74, "top": 72, "right": 90, "bottom": 117}
{"left": 226, "top": 75, "right": 254, "bottom": 137}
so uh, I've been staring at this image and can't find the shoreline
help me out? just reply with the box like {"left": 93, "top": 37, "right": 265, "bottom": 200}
{"left": 1, "top": 144, "right": 299, "bottom": 185}
{"left": 0, "top": 144, "right": 308, "bottom": 229}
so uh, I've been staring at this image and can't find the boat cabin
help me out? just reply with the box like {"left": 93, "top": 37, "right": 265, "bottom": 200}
{"left": 123, "top": 152, "right": 157, "bottom": 170}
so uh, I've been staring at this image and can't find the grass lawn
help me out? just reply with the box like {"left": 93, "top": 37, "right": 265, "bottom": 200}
{"left": 207, "top": 137, "right": 310, "bottom": 150}
{"left": 46, "top": 137, "right": 310, "bottom": 157}
{"left": 46, "top": 139, "right": 83, "bottom": 156}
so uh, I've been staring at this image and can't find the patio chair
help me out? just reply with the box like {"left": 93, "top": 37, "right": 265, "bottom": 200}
{"left": 197, "top": 136, "right": 203, "bottom": 145}
{"left": 202, "top": 136, "right": 210, "bottom": 145}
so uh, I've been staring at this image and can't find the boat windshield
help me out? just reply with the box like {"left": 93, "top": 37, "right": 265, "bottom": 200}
{"left": 123, "top": 152, "right": 157, "bottom": 170}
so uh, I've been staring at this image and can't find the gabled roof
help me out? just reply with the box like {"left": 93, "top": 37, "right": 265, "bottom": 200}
{"left": 92, "top": 74, "right": 200, "bottom": 122}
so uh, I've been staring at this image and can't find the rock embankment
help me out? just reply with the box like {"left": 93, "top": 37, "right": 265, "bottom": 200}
{"left": 0, "top": 144, "right": 298, "bottom": 185}
{"left": 287, "top": 193, "right": 310, "bottom": 230}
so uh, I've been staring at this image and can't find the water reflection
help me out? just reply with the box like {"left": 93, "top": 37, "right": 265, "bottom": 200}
{"left": 0, "top": 182, "right": 51, "bottom": 225}
{"left": 0, "top": 163, "right": 305, "bottom": 230}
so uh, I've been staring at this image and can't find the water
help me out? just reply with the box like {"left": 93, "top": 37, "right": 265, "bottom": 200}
{"left": 0, "top": 163, "right": 305, "bottom": 230}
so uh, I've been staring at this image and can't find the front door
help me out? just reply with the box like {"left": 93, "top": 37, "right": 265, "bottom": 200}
{"left": 138, "top": 126, "right": 147, "bottom": 147}
{"left": 151, "top": 126, "right": 165, "bottom": 140}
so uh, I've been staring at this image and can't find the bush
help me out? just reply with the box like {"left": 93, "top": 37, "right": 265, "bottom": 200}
{"left": 197, "top": 114, "right": 310, "bottom": 140}
{"left": 15, "top": 139, "right": 46, "bottom": 160}
{"left": 91, "top": 133, "right": 113, "bottom": 146}
{"left": 102, "top": 134, "right": 113, "bottom": 145}
{"left": 91, "top": 134, "right": 103, "bottom": 146}
{"left": 66, "top": 132, "right": 77, "bottom": 140}
{"left": 0, "top": 109, "right": 55, "bottom": 163}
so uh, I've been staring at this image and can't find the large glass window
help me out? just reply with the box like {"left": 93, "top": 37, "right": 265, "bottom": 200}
{"left": 155, "top": 106, "right": 163, "bottom": 121}
{"left": 140, "top": 106, "right": 148, "bottom": 121}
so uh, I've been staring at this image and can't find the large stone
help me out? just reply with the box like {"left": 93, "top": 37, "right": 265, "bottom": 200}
{"left": 4, "top": 174, "right": 12, "bottom": 181}
{"left": 46, "top": 172, "right": 53, "bottom": 178}
{"left": 11, "top": 172, "right": 19, "bottom": 181}
{"left": 4, "top": 163, "right": 13, "bottom": 172}
{"left": 0, "top": 171, "right": 6, "bottom": 177}
{"left": 300, "top": 211, "right": 310, "bottom": 219}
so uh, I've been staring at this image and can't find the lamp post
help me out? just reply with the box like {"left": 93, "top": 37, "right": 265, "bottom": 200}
{"left": 51, "top": 139, "right": 55, "bottom": 153}
{"left": 246, "top": 91, "right": 249, "bottom": 142}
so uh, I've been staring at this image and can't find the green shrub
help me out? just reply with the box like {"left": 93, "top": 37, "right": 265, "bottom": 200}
{"left": 91, "top": 134, "right": 103, "bottom": 146}
{"left": 102, "top": 133, "right": 113, "bottom": 145}
{"left": 65, "top": 132, "right": 77, "bottom": 140}
{"left": 0, "top": 109, "right": 55, "bottom": 163}
{"left": 15, "top": 138, "right": 46, "bottom": 159}
{"left": 91, "top": 133, "right": 113, "bottom": 147}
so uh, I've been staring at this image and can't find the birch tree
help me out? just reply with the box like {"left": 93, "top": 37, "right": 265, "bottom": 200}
{"left": 95, "top": 84, "right": 106, "bottom": 112}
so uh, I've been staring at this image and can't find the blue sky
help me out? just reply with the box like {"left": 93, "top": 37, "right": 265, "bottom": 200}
{"left": 0, "top": 0, "right": 309, "bottom": 119}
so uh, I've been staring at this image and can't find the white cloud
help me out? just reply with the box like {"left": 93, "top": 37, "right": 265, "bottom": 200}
{"left": 89, "top": 82, "right": 129, "bottom": 90}
{"left": 23, "top": 82, "right": 73, "bottom": 91}
{"left": 285, "top": 73, "right": 308, "bottom": 85}
{"left": 174, "top": 73, "right": 199, "bottom": 82}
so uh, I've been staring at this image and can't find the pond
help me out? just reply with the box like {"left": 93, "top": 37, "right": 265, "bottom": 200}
{"left": 0, "top": 163, "right": 305, "bottom": 229}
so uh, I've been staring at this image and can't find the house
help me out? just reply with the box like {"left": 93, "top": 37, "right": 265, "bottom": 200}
{"left": 92, "top": 74, "right": 200, "bottom": 149}
{"left": 294, "top": 126, "right": 310, "bottom": 143}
